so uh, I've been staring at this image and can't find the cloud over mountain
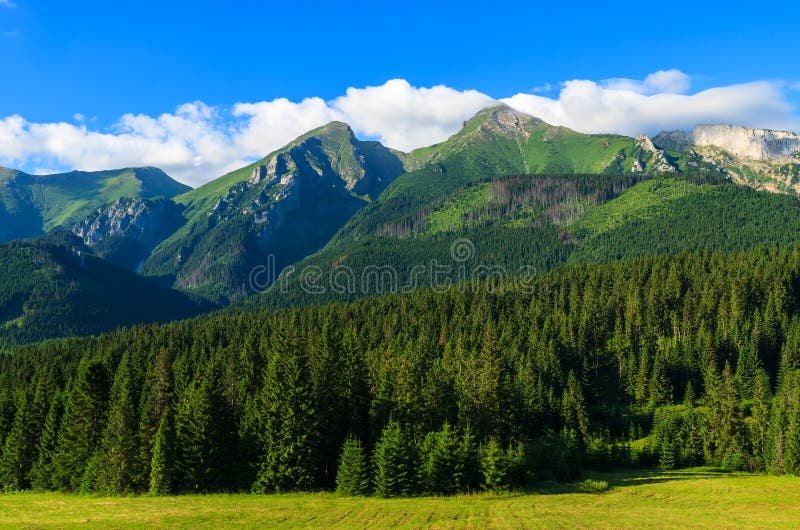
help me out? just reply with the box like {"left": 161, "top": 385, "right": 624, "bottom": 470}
{"left": 1, "top": 71, "right": 797, "bottom": 187}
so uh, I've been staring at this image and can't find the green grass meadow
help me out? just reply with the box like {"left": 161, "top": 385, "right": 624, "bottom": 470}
{"left": 1, "top": 469, "right": 799, "bottom": 529}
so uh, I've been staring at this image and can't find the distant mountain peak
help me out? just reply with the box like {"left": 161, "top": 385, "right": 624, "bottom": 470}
{"left": 655, "top": 124, "right": 800, "bottom": 161}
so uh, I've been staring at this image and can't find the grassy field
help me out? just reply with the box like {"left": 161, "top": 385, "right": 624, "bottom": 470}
{"left": 1, "top": 469, "right": 799, "bottom": 528}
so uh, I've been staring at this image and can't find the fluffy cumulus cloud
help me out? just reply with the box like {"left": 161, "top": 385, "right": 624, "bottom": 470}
{"left": 331, "top": 79, "right": 495, "bottom": 150}
{"left": 1, "top": 72, "right": 798, "bottom": 187}
{"left": 502, "top": 80, "right": 796, "bottom": 137}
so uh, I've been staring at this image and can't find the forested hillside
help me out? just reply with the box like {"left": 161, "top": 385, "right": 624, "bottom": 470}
{"left": 257, "top": 172, "right": 800, "bottom": 308}
{"left": 0, "top": 232, "right": 210, "bottom": 344}
{"left": 3, "top": 244, "right": 800, "bottom": 494}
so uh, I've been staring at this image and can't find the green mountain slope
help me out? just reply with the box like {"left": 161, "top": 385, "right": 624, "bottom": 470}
{"left": 0, "top": 231, "right": 210, "bottom": 344}
{"left": 138, "top": 122, "right": 405, "bottom": 303}
{"left": 253, "top": 113, "right": 800, "bottom": 307}
{"left": 0, "top": 166, "right": 190, "bottom": 242}
{"left": 328, "top": 106, "right": 720, "bottom": 243}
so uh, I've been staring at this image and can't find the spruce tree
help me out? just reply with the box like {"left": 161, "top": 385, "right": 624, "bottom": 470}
{"left": 648, "top": 356, "right": 672, "bottom": 409}
{"left": 480, "top": 437, "right": 508, "bottom": 492}
{"left": 96, "top": 354, "right": 139, "bottom": 494}
{"left": 0, "top": 389, "right": 32, "bottom": 490}
{"left": 52, "top": 360, "right": 110, "bottom": 492}
{"left": 253, "top": 341, "right": 317, "bottom": 493}
{"left": 30, "top": 391, "right": 64, "bottom": 491}
{"left": 137, "top": 348, "right": 173, "bottom": 491}
{"left": 555, "top": 427, "right": 583, "bottom": 481}
{"left": 149, "top": 405, "right": 176, "bottom": 495}
{"left": 749, "top": 369, "right": 772, "bottom": 469}
{"left": 174, "top": 363, "right": 237, "bottom": 492}
{"left": 561, "top": 371, "right": 588, "bottom": 440}
{"left": 459, "top": 426, "right": 481, "bottom": 492}
{"left": 683, "top": 381, "right": 696, "bottom": 407}
{"left": 419, "top": 423, "right": 461, "bottom": 494}
{"left": 372, "top": 421, "right": 416, "bottom": 497}
{"left": 335, "top": 435, "right": 370, "bottom": 496}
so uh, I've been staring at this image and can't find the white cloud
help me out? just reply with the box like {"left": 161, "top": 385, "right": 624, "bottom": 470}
{"left": 330, "top": 79, "right": 494, "bottom": 151}
{"left": 1, "top": 72, "right": 798, "bottom": 187}
{"left": 0, "top": 0, "right": 16, "bottom": 8}
{"left": 502, "top": 79, "right": 796, "bottom": 136}
{"left": 644, "top": 69, "right": 691, "bottom": 94}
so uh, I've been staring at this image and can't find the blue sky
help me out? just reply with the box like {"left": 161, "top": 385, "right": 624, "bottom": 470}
{"left": 1, "top": 0, "right": 799, "bottom": 185}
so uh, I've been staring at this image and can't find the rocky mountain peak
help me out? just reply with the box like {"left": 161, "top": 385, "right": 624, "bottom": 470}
{"left": 655, "top": 125, "right": 800, "bottom": 161}
{"left": 691, "top": 124, "right": 800, "bottom": 160}
{"left": 635, "top": 134, "right": 658, "bottom": 153}
{"left": 477, "top": 105, "right": 544, "bottom": 135}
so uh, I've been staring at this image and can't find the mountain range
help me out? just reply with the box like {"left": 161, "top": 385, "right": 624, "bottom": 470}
{"left": 2, "top": 104, "right": 800, "bottom": 342}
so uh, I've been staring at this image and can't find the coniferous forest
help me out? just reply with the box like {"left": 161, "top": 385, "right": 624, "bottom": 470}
{"left": 4, "top": 244, "right": 800, "bottom": 495}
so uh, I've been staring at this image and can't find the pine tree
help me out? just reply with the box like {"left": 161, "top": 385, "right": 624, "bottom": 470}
{"left": 749, "top": 369, "right": 771, "bottom": 470}
{"left": 95, "top": 354, "right": 139, "bottom": 494}
{"left": 335, "top": 435, "right": 370, "bottom": 496}
{"left": 149, "top": 405, "right": 176, "bottom": 495}
{"left": 137, "top": 348, "right": 173, "bottom": 491}
{"left": 29, "top": 391, "right": 64, "bottom": 491}
{"left": 174, "top": 363, "right": 237, "bottom": 493}
{"left": 0, "top": 389, "right": 32, "bottom": 490}
{"left": 648, "top": 356, "right": 672, "bottom": 409}
{"left": 52, "top": 360, "right": 110, "bottom": 492}
{"left": 253, "top": 340, "right": 317, "bottom": 493}
{"left": 735, "top": 331, "right": 761, "bottom": 400}
{"left": 683, "top": 381, "right": 696, "bottom": 406}
{"left": 372, "top": 421, "right": 416, "bottom": 497}
{"left": 459, "top": 426, "right": 481, "bottom": 492}
{"left": 419, "top": 423, "right": 461, "bottom": 494}
{"left": 561, "top": 371, "right": 588, "bottom": 439}
{"left": 480, "top": 437, "right": 508, "bottom": 492}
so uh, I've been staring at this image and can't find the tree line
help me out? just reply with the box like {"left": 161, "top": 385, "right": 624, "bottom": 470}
{"left": 4, "top": 244, "right": 800, "bottom": 494}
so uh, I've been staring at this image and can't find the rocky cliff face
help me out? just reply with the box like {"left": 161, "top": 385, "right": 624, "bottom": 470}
{"left": 73, "top": 197, "right": 186, "bottom": 271}
{"left": 655, "top": 125, "right": 800, "bottom": 161}
{"left": 137, "top": 122, "right": 406, "bottom": 302}
{"left": 692, "top": 125, "right": 800, "bottom": 161}
{"left": 653, "top": 124, "right": 800, "bottom": 194}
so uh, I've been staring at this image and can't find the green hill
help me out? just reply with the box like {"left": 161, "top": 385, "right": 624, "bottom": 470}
{"left": 0, "top": 231, "right": 210, "bottom": 344}
{"left": 0, "top": 166, "right": 190, "bottom": 242}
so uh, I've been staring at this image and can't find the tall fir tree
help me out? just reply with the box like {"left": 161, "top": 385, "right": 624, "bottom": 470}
{"left": 149, "top": 405, "right": 176, "bottom": 495}
{"left": 372, "top": 421, "right": 417, "bottom": 497}
{"left": 418, "top": 422, "right": 462, "bottom": 494}
{"left": 253, "top": 335, "right": 317, "bottom": 493}
{"left": 95, "top": 353, "right": 140, "bottom": 494}
{"left": 335, "top": 435, "right": 370, "bottom": 496}
{"left": 0, "top": 389, "right": 33, "bottom": 490}
{"left": 29, "top": 391, "right": 64, "bottom": 491}
{"left": 52, "top": 360, "right": 110, "bottom": 492}
{"left": 480, "top": 437, "right": 508, "bottom": 492}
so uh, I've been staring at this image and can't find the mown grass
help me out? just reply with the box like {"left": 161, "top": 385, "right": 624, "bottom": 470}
{"left": 1, "top": 469, "right": 799, "bottom": 528}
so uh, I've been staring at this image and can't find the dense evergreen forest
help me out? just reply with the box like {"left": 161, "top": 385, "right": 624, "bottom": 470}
{"left": 0, "top": 232, "right": 210, "bottom": 345}
{"left": 258, "top": 173, "right": 800, "bottom": 309}
{"left": 3, "top": 244, "right": 800, "bottom": 495}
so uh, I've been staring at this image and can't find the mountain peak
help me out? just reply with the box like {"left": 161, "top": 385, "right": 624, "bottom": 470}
{"left": 691, "top": 124, "right": 800, "bottom": 160}
{"left": 459, "top": 104, "right": 546, "bottom": 142}
{"left": 655, "top": 124, "right": 800, "bottom": 161}
{"left": 293, "top": 121, "right": 356, "bottom": 147}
